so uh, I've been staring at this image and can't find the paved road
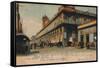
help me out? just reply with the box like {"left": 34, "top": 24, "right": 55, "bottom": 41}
{"left": 16, "top": 47, "right": 96, "bottom": 65}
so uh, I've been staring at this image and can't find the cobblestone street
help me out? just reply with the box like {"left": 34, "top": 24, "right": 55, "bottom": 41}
{"left": 16, "top": 47, "right": 96, "bottom": 65}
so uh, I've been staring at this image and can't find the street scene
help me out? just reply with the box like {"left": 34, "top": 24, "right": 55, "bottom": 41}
{"left": 16, "top": 2, "right": 97, "bottom": 65}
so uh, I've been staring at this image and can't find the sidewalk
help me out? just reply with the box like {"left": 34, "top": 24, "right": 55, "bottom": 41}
{"left": 16, "top": 47, "right": 96, "bottom": 65}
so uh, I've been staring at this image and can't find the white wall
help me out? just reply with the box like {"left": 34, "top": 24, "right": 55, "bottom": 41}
{"left": 89, "top": 33, "right": 94, "bottom": 42}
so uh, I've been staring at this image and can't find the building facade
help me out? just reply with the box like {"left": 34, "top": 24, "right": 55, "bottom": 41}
{"left": 78, "top": 20, "right": 96, "bottom": 48}
{"left": 35, "top": 5, "right": 97, "bottom": 48}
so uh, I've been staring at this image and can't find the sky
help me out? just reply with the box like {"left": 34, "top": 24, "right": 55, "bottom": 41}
{"left": 18, "top": 3, "right": 96, "bottom": 39}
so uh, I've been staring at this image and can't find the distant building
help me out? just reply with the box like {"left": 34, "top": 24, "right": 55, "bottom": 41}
{"left": 35, "top": 5, "right": 97, "bottom": 48}
{"left": 42, "top": 15, "right": 50, "bottom": 28}
{"left": 16, "top": 3, "right": 23, "bottom": 34}
{"left": 30, "top": 36, "right": 36, "bottom": 46}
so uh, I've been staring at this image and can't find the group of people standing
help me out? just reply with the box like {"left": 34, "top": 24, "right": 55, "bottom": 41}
{"left": 31, "top": 38, "right": 96, "bottom": 50}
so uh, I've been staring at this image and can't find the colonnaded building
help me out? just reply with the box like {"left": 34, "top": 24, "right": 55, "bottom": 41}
{"left": 35, "top": 5, "right": 97, "bottom": 48}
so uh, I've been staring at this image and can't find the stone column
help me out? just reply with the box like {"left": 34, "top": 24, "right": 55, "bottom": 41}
{"left": 84, "top": 33, "right": 86, "bottom": 48}
{"left": 78, "top": 31, "right": 80, "bottom": 42}
{"left": 89, "top": 33, "right": 93, "bottom": 42}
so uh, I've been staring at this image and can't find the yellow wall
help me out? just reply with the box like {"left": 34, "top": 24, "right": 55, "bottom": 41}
{"left": 78, "top": 20, "right": 96, "bottom": 29}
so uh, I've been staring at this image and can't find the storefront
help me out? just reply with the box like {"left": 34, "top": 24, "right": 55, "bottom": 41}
{"left": 78, "top": 20, "right": 96, "bottom": 49}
